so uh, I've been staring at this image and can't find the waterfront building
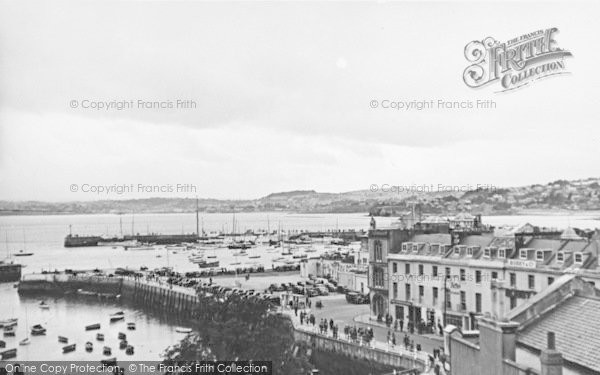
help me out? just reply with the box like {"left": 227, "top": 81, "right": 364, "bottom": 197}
{"left": 368, "top": 214, "right": 600, "bottom": 333}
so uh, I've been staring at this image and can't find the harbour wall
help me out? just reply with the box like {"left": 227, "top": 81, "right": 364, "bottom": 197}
{"left": 293, "top": 328, "right": 426, "bottom": 373}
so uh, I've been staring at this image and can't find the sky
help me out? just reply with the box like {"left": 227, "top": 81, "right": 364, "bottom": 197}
{"left": 0, "top": 1, "right": 599, "bottom": 201}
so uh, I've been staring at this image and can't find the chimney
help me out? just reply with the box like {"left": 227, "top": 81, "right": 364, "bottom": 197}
{"left": 540, "top": 332, "right": 563, "bottom": 375}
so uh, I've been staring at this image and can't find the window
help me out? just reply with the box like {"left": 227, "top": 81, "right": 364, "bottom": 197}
{"left": 484, "top": 248, "right": 490, "bottom": 258}
{"left": 445, "top": 267, "right": 451, "bottom": 279}
{"left": 412, "top": 243, "right": 419, "bottom": 252}
{"left": 548, "top": 277, "right": 554, "bottom": 286}
{"left": 575, "top": 253, "right": 583, "bottom": 264}
{"left": 374, "top": 240, "right": 383, "bottom": 262}
{"left": 467, "top": 247, "right": 473, "bottom": 257}
{"left": 460, "top": 269, "right": 466, "bottom": 282}
{"left": 520, "top": 249, "right": 528, "bottom": 259}
{"left": 445, "top": 288, "right": 451, "bottom": 308}
{"left": 510, "top": 273, "right": 516, "bottom": 287}
{"left": 419, "top": 285, "right": 424, "bottom": 298}
{"left": 433, "top": 287, "right": 439, "bottom": 305}
{"left": 454, "top": 247, "right": 460, "bottom": 255}
{"left": 405, "top": 263, "right": 410, "bottom": 274}
{"left": 498, "top": 249, "right": 505, "bottom": 258}
{"left": 431, "top": 244, "right": 439, "bottom": 253}
{"left": 418, "top": 264, "right": 424, "bottom": 276}
{"left": 374, "top": 267, "right": 385, "bottom": 287}
{"left": 475, "top": 293, "right": 482, "bottom": 313}
{"left": 432, "top": 266, "right": 438, "bottom": 277}
{"left": 536, "top": 251, "right": 544, "bottom": 261}
{"left": 557, "top": 252, "right": 564, "bottom": 262}
{"left": 405, "top": 284, "right": 411, "bottom": 300}
{"left": 460, "top": 291, "right": 466, "bottom": 311}
{"left": 392, "top": 282, "right": 398, "bottom": 299}
{"left": 392, "top": 262, "right": 397, "bottom": 274}
{"left": 528, "top": 274, "right": 535, "bottom": 289}
{"left": 402, "top": 243, "right": 408, "bottom": 252}
{"left": 491, "top": 271, "right": 498, "bottom": 280}
{"left": 510, "top": 296, "right": 517, "bottom": 309}
{"left": 475, "top": 270, "right": 482, "bottom": 284}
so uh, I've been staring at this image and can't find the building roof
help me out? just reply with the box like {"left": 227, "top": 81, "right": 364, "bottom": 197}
{"left": 518, "top": 295, "right": 600, "bottom": 373}
{"left": 560, "top": 227, "right": 583, "bottom": 240}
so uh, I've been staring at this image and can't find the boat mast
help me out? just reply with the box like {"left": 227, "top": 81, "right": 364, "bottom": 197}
{"left": 119, "top": 215, "right": 123, "bottom": 238}
{"left": 195, "top": 197, "right": 200, "bottom": 237}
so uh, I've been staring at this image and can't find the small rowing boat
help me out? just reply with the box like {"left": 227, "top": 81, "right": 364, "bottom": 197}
{"left": 58, "top": 336, "right": 68, "bottom": 343}
{"left": 63, "top": 343, "right": 76, "bottom": 353}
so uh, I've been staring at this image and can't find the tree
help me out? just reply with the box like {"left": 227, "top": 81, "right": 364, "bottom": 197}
{"left": 163, "top": 294, "right": 312, "bottom": 374}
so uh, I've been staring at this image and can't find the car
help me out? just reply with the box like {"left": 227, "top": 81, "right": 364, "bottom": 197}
{"left": 306, "top": 288, "right": 319, "bottom": 297}
{"left": 315, "top": 286, "right": 329, "bottom": 296}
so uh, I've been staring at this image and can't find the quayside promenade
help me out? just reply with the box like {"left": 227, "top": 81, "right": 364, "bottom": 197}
{"left": 18, "top": 272, "right": 435, "bottom": 374}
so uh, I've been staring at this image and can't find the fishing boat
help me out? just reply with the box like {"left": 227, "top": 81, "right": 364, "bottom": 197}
{"left": 118, "top": 332, "right": 126, "bottom": 340}
{"left": 39, "top": 301, "right": 50, "bottom": 309}
{"left": 86, "top": 323, "right": 101, "bottom": 330}
{"left": 127, "top": 322, "right": 136, "bottom": 330}
{"left": 197, "top": 260, "right": 219, "bottom": 268}
{"left": 19, "top": 338, "right": 30, "bottom": 346}
{"left": 58, "top": 336, "right": 68, "bottom": 343}
{"left": 62, "top": 343, "right": 76, "bottom": 353}
{"left": 232, "top": 250, "right": 248, "bottom": 256}
{"left": 0, "top": 348, "right": 17, "bottom": 360}
{"left": 109, "top": 311, "right": 125, "bottom": 322}
{"left": 125, "top": 345, "right": 134, "bottom": 355}
{"left": 31, "top": 324, "right": 46, "bottom": 335}
{"left": 96, "top": 333, "right": 104, "bottom": 341}
{"left": 85, "top": 342, "right": 93, "bottom": 352}
{"left": 206, "top": 255, "right": 217, "bottom": 259}
{"left": 230, "top": 261, "right": 241, "bottom": 265}
{"left": 3, "top": 326, "right": 15, "bottom": 337}
{"left": 248, "top": 255, "right": 261, "bottom": 259}
{"left": 175, "top": 327, "right": 192, "bottom": 334}
{"left": 0, "top": 340, "right": 5, "bottom": 348}
{"left": 103, "top": 346, "right": 112, "bottom": 356}
{"left": 0, "top": 318, "right": 17, "bottom": 328}
{"left": 119, "top": 340, "right": 128, "bottom": 349}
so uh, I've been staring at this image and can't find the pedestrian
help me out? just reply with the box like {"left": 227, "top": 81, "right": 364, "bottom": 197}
{"left": 294, "top": 304, "right": 298, "bottom": 316}
{"left": 392, "top": 333, "right": 396, "bottom": 347}
{"left": 399, "top": 319, "right": 404, "bottom": 332}
{"left": 437, "top": 319, "right": 443, "bottom": 336}
{"left": 329, "top": 318, "right": 334, "bottom": 331}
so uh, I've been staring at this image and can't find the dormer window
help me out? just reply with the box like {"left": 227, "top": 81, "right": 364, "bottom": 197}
{"left": 412, "top": 244, "right": 419, "bottom": 252}
{"left": 536, "top": 251, "right": 544, "bottom": 261}
{"left": 431, "top": 244, "right": 439, "bottom": 254}
{"left": 498, "top": 249, "right": 506, "bottom": 259}
{"left": 520, "top": 249, "right": 528, "bottom": 259}
{"left": 483, "top": 248, "right": 490, "bottom": 258}
{"left": 454, "top": 247, "right": 460, "bottom": 255}
{"left": 574, "top": 252, "right": 583, "bottom": 264}
{"left": 467, "top": 247, "right": 473, "bottom": 257}
{"left": 402, "top": 243, "right": 408, "bottom": 252}
{"left": 557, "top": 252, "right": 564, "bottom": 263}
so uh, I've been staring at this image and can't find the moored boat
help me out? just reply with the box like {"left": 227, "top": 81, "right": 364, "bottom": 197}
{"left": 125, "top": 345, "right": 134, "bottom": 355}
{"left": 103, "top": 346, "right": 111, "bottom": 355}
{"left": 63, "top": 343, "right": 76, "bottom": 353}
{"left": 3, "top": 326, "right": 15, "bottom": 337}
{"left": 197, "top": 260, "right": 219, "bottom": 268}
{"left": 101, "top": 357, "right": 117, "bottom": 366}
{"left": 0, "top": 339, "right": 5, "bottom": 348}
{"left": 0, "top": 348, "right": 17, "bottom": 359}
{"left": 58, "top": 336, "right": 68, "bottom": 343}
{"left": 109, "top": 311, "right": 125, "bottom": 322}
{"left": 14, "top": 250, "right": 34, "bottom": 257}
{"left": 127, "top": 322, "right": 136, "bottom": 330}
{"left": 31, "top": 324, "right": 46, "bottom": 335}
{"left": 175, "top": 327, "right": 192, "bottom": 334}
{"left": 119, "top": 340, "right": 128, "bottom": 350}
{"left": 19, "top": 338, "right": 30, "bottom": 346}
{"left": 0, "top": 318, "right": 18, "bottom": 328}
{"left": 86, "top": 323, "right": 101, "bottom": 330}
{"left": 96, "top": 333, "right": 104, "bottom": 341}
{"left": 118, "top": 332, "right": 126, "bottom": 340}
{"left": 39, "top": 301, "right": 50, "bottom": 309}
{"left": 85, "top": 342, "right": 93, "bottom": 352}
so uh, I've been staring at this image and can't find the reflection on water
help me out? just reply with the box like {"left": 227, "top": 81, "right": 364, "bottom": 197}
{"left": 0, "top": 283, "right": 187, "bottom": 361}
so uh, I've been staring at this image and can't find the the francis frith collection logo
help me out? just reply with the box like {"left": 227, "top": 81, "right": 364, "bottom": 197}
{"left": 463, "top": 28, "right": 573, "bottom": 92}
